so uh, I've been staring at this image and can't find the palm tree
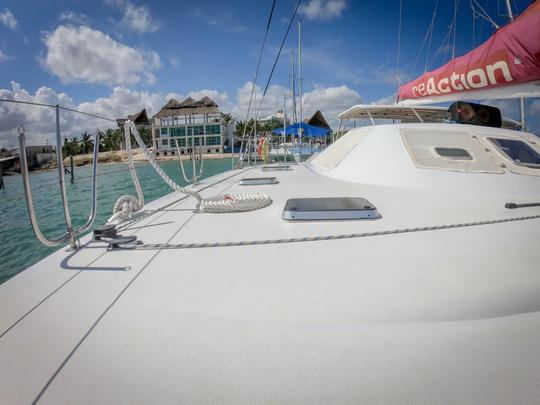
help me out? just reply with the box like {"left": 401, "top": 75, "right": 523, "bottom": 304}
{"left": 221, "top": 113, "right": 233, "bottom": 127}
{"left": 62, "top": 136, "right": 80, "bottom": 156}
{"left": 137, "top": 126, "right": 152, "bottom": 146}
{"left": 80, "top": 132, "right": 93, "bottom": 154}
{"left": 101, "top": 129, "right": 116, "bottom": 151}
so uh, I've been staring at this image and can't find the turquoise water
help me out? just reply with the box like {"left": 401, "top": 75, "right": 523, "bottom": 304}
{"left": 0, "top": 158, "right": 233, "bottom": 284}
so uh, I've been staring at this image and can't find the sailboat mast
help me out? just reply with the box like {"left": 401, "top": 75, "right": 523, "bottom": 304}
{"left": 504, "top": 0, "right": 526, "bottom": 130}
{"left": 291, "top": 50, "right": 297, "bottom": 123}
{"left": 298, "top": 20, "right": 303, "bottom": 139}
{"left": 505, "top": 0, "right": 514, "bottom": 20}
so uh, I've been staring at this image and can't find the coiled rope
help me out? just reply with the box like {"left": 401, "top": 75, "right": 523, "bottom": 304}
{"left": 109, "top": 121, "right": 272, "bottom": 222}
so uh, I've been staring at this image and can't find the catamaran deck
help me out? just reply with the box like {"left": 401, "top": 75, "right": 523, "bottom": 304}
{"left": 1, "top": 162, "right": 540, "bottom": 404}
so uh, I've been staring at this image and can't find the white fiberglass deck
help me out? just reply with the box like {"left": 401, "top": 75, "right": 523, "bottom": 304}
{"left": 1, "top": 155, "right": 540, "bottom": 403}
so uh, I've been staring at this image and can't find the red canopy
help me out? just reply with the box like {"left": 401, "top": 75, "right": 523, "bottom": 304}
{"left": 398, "top": 1, "right": 540, "bottom": 104}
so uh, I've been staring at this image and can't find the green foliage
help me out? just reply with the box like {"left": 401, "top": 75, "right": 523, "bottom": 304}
{"left": 60, "top": 125, "right": 155, "bottom": 156}
{"left": 221, "top": 113, "right": 233, "bottom": 126}
{"left": 62, "top": 136, "right": 80, "bottom": 156}
{"left": 234, "top": 118, "right": 284, "bottom": 145}
{"left": 100, "top": 128, "right": 123, "bottom": 152}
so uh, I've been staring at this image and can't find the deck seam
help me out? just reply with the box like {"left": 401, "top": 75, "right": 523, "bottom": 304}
{"left": 0, "top": 167, "right": 252, "bottom": 341}
{"left": 32, "top": 212, "right": 199, "bottom": 404}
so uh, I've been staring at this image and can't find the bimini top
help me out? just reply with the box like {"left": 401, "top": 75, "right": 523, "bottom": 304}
{"left": 338, "top": 104, "right": 521, "bottom": 130}
{"left": 272, "top": 122, "right": 330, "bottom": 138}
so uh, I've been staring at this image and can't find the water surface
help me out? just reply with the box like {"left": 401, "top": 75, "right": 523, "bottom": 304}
{"left": 0, "top": 158, "right": 233, "bottom": 284}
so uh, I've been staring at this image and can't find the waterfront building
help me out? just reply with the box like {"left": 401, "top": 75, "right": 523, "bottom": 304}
{"left": 151, "top": 97, "right": 226, "bottom": 154}
{"left": 24, "top": 145, "right": 55, "bottom": 169}
{"left": 259, "top": 109, "right": 290, "bottom": 127}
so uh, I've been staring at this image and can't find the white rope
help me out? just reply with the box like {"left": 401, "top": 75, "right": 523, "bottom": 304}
{"left": 109, "top": 195, "right": 143, "bottom": 222}
{"left": 199, "top": 193, "right": 272, "bottom": 213}
{"left": 122, "top": 214, "right": 540, "bottom": 251}
{"left": 109, "top": 121, "right": 272, "bottom": 222}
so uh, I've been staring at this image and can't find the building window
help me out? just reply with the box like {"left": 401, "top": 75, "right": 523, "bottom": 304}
{"left": 206, "top": 124, "right": 221, "bottom": 135}
{"left": 187, "top": 137, "right": 202, "bottom": 146}
{"left": 170, "top": 127, "right": 186, "bottom": 137}
{"left": 488, "top": 138, "right": 540, "bottom": 168}
{"left": 192, "top": 125, "right": 204, "bottom": 135}
{"left": 160, "top": 127, "right": 168, "bottom": 135}
{"left": 206, "top": 136, "right": 221, "bottom": 146}
{"left": 162, "top": 139, "right": 169, "bottom": 146}
{"left": 177, "top": 138, "right": 186, "bottom": 147}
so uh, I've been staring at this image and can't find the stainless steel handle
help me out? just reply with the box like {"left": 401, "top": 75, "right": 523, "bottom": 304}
{"left": 17, "top": 113, "right": 101, "bottom": 249}
{"left": 175, "top": 138, "right": 204, "bottom": 186}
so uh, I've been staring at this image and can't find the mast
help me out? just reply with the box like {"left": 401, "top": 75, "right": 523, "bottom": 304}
{"left": 283, "top": 92, "right": 287, "bottom": 163}
{"left": 505, "top": 0, "right": 514, "bottom": 20}
{"left": 291, "top": 50, "right": 297, "bottom": 124}
{"left": 504, "top": 0, "right": 525, "bottom": 130}
{"left": 298, "top": 20, "right": 303, "bottom": 140}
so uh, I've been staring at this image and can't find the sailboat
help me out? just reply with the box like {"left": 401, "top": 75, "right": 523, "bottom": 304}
{"left": 1, "top": 1, "right": 540, "bottom": 404}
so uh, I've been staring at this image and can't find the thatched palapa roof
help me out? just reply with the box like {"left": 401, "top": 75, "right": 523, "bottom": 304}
{"left": 116, "top": 108, "right": 150, "bottom": 127}
{"left": 153, "top": 96, "right": 220, "bottom": 118}
{"left": 307, "top": 110, "right": 331, "bottom": 130}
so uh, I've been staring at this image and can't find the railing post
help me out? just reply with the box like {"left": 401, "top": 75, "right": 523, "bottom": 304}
{"left": 55, "top": 105, "right": 77, "bottom": 248}
{"left": 70, "top": 155, "right": 74, "bottom": 183}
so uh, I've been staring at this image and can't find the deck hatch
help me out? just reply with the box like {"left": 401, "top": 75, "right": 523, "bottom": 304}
{"left": 434, "top": 147, "right": 473, "bottom": 160}
{"left": 239, "top": 177, "right": 279, "bottom": 185}
{"left": 261, "top": 165, "right": 291, "bottom": 171}
{"left": 282, "top": 197, "right": 380, "bottom": 221}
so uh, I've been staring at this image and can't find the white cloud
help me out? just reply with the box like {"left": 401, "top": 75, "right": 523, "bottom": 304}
{"left": 78, "top": 86, "right": 163, "bottom": 122}
{"left": 371, "top": 94, "right": 396, "bottom": 105}
{"left": 299, "top": 0, "right": 347, "bottom": 21}
{"left": 0, "top": 8, "right": 17, "bottom": 30}
{"left": 232, "top": 81, "right": 362, "bottom": 128}
{"left": 106, "top": 0, "right": 158, "bottom": 33}
{"left": 0, "top": 82, "right": 163, "bottom": 147}
{"left": 0, "top": 50, "right": 14, "bottom": 62}
{"left": 41, "top": 25, "right": 161, "bottom": 85}
{"left": 121, "top": 2, "right": 158, "bottom": 33}
{"left": 0, "top": 81, "right": 363, "bottom": 147}
{"left": 169, "top": 56, "right": 180, "bottom": 68}
{"left": 192, "top": 7, "right": 247, "bottom": 32}
{"left": 303, "top": 85, "right": 362, "bottom": 126}
{"left": 0, "top": 82, "right": 77, "bottom": 147}
{"left": 59, "top": 11, "right": 89, "bottom": 25}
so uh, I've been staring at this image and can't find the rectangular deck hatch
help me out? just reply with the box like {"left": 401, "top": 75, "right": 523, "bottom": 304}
{"left": 282, "top": 197, "right": 380, "bottom": 221}
{"left": 261, "top": 165, "right": 291, "bottom": 171}
{"left": 239, "top": 177, "right": 279, "bottom": 185}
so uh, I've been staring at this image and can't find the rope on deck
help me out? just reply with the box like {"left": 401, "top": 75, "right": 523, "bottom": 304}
{"left": 116, "top": 214, "right": 540, "bottom": 250}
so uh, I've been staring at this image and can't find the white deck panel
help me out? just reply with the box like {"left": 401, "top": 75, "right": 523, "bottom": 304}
{"left": 1, "top": 164, "right": 540, "bottom": 404}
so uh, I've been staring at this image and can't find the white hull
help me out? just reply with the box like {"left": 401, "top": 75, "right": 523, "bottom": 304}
{"left": 1, "top": 123, "right": 540, "bottom": 403}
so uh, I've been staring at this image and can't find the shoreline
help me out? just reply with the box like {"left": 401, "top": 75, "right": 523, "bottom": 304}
{"left": 25, "top": 150, "right": 234, "bottom": 173}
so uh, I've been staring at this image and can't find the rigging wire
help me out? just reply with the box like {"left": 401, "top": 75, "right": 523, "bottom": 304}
{"left": 0, "top": 98, "right": 117, "bottom": 123}
{"left": 471, "top": 0, "right": 476, "bottom": 48}
{"left": 451, "top": 0, "right": 460, "bottom": 59}
{"left": 254, "top": 0, "right": 302, "bottom": 119}
{"left": 470, "top": 0, "right": 499, "bottom": 29}
{"left": 424, "top": 0, "right": 439, "bottom": 73}
{"left": 238, "top": 0, "right": 277, "bottom": 157}
{"left": 410, "top": 0, "right": 439, "bottom": 78}
{"left": 395, "top": 0, "right": 403, "bottom": 90}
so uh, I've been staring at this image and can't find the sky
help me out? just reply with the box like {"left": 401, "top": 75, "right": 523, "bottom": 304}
{"left": 0, "top": 0, "right": 538, "bottom": 147}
